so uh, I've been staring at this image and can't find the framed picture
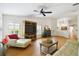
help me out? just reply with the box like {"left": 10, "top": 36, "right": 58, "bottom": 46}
{"left": 61, "top": 26, "right": 67, "bottom": 30}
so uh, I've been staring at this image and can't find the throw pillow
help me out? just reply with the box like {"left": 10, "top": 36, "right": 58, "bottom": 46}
{"left": 8, "top": 34, "right": 19, "bottom": 39}
{"left": 2, "top": 36, "right": 9, "bottom": 44}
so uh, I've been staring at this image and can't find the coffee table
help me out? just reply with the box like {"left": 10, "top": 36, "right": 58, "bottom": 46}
{"left": 40, "top": 38, "right": 58, "bottom": 55}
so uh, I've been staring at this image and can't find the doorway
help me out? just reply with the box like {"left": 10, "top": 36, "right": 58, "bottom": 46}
{"left": 69, "top": 26, "right": 77, "bottom": 40}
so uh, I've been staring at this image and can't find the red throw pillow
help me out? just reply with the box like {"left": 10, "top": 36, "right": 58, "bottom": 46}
{"left": 2, "top": 38, "right": 8, "bottom": 44}
{"left": 8, "top": 34, "right": 19, "bottom": 39}
{"left": 2, "top": 36, "right": 9, "bottom": 44}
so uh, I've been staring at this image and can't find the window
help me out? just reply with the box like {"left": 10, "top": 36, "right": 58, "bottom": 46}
{"left": 8, "top": 23, "right": 20, "bottom": 34}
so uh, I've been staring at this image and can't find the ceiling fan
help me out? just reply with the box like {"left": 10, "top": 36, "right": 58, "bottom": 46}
{"left": 33, "top": 8, "right": 52, "bottom": 16}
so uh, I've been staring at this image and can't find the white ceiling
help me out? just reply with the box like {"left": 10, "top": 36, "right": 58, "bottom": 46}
{"left": 0, "top": 3, "right": 79, "bottom": 17}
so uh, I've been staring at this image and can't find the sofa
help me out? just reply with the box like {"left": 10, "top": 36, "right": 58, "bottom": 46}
{"left": 53, "top": 40, "right": 78, "bottom": 56}
{"left": 5, "top": 34, "right": 31, "bottom": 48}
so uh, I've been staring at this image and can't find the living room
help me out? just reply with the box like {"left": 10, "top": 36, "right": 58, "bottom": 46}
{"left": 0, "top": 3, "right": 79, "bottom": 56}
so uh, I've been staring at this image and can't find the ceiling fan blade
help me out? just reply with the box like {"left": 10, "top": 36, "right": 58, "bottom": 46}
{"left": 43, "top": 11, "right": 52, "bottom": 13}
{"left": 73, "top": 3, "right": 79, "bottom": 6}
{"left": 42, "top": 12, "right": 46, "bottom": 16}
{"left": 41, "top": 8, "right": 43, "bottom": 11}
{"left": 33, "top": 10, "right": 39, "bottom": 12}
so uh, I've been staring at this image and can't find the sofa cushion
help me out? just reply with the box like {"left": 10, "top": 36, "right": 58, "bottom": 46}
{"left": 7, "top": 39, "right": 17, "bottom": 46}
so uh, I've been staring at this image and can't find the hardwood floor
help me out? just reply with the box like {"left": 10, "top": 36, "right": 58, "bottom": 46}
{"left": 5, "top": 36, "right": 68, "bottom": 56}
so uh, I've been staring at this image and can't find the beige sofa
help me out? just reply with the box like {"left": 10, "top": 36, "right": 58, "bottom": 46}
{"left": 53, "top": 40, "right": 78, "bottom": 56}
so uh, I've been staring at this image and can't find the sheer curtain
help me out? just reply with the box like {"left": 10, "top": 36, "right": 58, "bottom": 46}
{"left": 37, "top": 25, "right": 42, "bottom": 38}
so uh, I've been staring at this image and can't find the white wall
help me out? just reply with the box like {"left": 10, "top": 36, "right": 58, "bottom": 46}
{"left": 3, "top": 15, "right": 55, "bottom": 38}
{"left": 70, "top": 15, "right": 77, "bottom": 36}
{"left": 51, "top": 18, "right": 57, "bottom": 36}
{"left": 3, "top": 14, "right": 78, "bottom": 38}
{"left": 0, "top": 14, "right": 2, "bottom": 29}
{"left": 52, "top": 15, "right": 78, "bottom": 38}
